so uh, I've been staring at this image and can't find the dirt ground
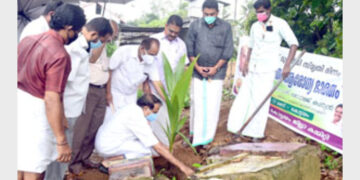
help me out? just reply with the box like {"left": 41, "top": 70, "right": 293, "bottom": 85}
{"left": 76, "top": 98, "right": 342, "bottom": 180}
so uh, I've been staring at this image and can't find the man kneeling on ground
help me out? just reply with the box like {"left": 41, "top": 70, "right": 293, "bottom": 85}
{"left": 95, "top": 94, "right": 194, "bottom": 176}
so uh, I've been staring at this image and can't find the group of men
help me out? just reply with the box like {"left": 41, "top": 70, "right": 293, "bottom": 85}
{"left": 17, "top": 0, "right": 299, "bottom": 179}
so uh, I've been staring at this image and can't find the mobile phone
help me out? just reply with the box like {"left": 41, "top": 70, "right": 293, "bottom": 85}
{"left": 266, "top": 26, "right": 273, "bottom": 32}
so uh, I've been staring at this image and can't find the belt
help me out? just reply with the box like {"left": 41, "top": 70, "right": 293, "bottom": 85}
{"left": 90, "top": 83, "right": 107, "bottom": 88}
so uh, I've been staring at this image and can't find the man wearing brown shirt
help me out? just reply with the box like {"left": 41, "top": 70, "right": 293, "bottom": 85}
{"left": 17, "top": 4, "right": 86, "bottom": 180}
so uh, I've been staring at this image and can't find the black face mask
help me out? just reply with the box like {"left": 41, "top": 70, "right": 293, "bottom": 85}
{"left": 66, "top": 32, "right": 78, "bottom": 45}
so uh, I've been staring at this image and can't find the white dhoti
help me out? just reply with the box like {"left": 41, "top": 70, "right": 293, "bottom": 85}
{"left": 190, "top": 78, "right": 223, "bottom": 146}
{"left": 18, "top": 89, "right": 57, "bottom": 173}
{"left": 227, "top": 71, "right": 275, "bottom": 138}
{"left": 103, "top": 91, "right": 137, "bottom": 124}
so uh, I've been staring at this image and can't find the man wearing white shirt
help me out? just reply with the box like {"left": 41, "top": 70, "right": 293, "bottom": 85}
{"left": 68, "top": 20, "right": 118, "bottom": 176}
{"left": 227, "top": 0, "right": 298, "bottom": 140}
{"left": 149, "top": 15, "right": 189, "bottom": 146}
{"left": 103, "top": 38, "right": 160, "bottom": 124}
{"left": 95, "top": 94, "right": 194, "bottom": 177}
{"left": 45, "top": 17, "right": 113, "bottom": 180}
{"left": 19, "top": 1, "right": 64, "bottom": 42}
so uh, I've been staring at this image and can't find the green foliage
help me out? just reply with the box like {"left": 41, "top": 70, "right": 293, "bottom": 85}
{"left": 106, "top": 41, "right": 118, "bottom": 57}
{"left": 319, "top": 143, "right": 332, "bottom": 152}
{"left": 184, "top": 92, "right": 190, "bottom": 108}
{"left": 128, "top": 1, "right": 189, "bottom": 28}
{"left": 324, "top": 155, "right": 339, "bottom": 170}
{"left": 137, "top": 89, "right": 144, "bottom": 99}
{"left": 241, "top": 0, "right": 342, "bottom": 58}
{"left": 272, "top": 0, "right": 342, "bottom": 58}
{"left": 161, "top": 53, "right": 199, "bottom": 153}
{"left": 318, "top": 142, "right": 342, "bottom": 171}
{"left": 222, "top": 87, "right": 235, "bottom": 101}
{"left": 192, "top": 163, "right": 202, "bottom": 168}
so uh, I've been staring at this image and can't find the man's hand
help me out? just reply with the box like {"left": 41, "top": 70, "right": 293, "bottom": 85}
{"left": 282, "top": 64, "right": 291, "bottom": 79}
{"left": 106, "top": 93, "right": 113, "bottom": 107}
{"left": 56, "top": 143, "right": 72, "bottom": 163}
{"left": 180, "top": 165, "right": 195, "bottom": 177}
{"left": 242, "top": 61, "right": 249, "bottom": 77}
{"left": 195, "top": 65, "right": 208, "bottom": 78}
{"left": 282, "top": 45, "right": 298, "bottom": 79}
{"left": 206, "top": 67, "right": 217, "bottom": 76}
{"left": 153, "top": 142, "right": 195, "bottom": 177}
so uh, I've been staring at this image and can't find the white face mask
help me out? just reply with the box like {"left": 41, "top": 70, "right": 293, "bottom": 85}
{"left": 141, "top": 51, "right": 155, "bottom": 65}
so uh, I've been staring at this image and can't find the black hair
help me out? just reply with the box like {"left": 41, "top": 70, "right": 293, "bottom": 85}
{"left": 85, "top": 17, "right": 113, "bottom": 37}
{"left": 49, "top": 3, "right": 86, "bottom": 32}
{"left": 166, "top": 15, "right": 183, "bottom": 27}
{"left": 140, "top": 38, "right": 160, "bottom": 50}
{"left": 43, "top": 1, "right": 64, "bottom": 16}
{"left": 253, "top": 0, "right": 271, "bottom": 10}
{"left": 137, "top": 94, "right": 162, "bottom": 110}
{"left": 336, "top": 104, "right": 343, "bottom": 109}
{"left": 202, "top": 0, "right": 219, "bottom": 11}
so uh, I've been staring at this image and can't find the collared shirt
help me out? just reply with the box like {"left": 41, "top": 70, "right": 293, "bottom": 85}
{"left": 109, "top": 45, "right": 158, "bottom": 95}
{"left": 186, "top": 18, "right": 234, "bottom": 80}
{"left": 95, "top": 103, "right": 159, "bottom": 159}
{"left": 249, "top": 14, "right": 299, "bottom": 72}
{"left": 63, "top": 34, "right": 90, "bottom": 118}
{"left": 89, "top": 47, "right": 110, "bottom": 85}
{"left": 149, "top": 32, "right": 189, "bottom": 94}
{"left": 19, "top": 16, "right": 49, "bottom": 42}
{"left": 18, "top": 30, "right": 71, "bottom": 99}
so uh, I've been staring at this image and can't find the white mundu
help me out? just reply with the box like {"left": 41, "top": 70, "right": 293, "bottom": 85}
{"left": 17, "top": 89, "right": 58, "bottom": 173}
{"left": 95, "top": 103, "right": 159, "bottom": 159}
{"left": 191, "top": 78, "right": 223, "bottom": 146}
{"left": 227, "top": 14, "right": 298, "bottom": 138}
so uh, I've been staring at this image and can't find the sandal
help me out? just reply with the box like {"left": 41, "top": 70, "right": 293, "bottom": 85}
{"left": 98, "top": 163, "right": 109, "bottom": 175}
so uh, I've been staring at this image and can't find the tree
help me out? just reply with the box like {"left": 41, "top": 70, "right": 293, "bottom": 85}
{"left": 127, "top": 1, "right": 189, "bottom": 28}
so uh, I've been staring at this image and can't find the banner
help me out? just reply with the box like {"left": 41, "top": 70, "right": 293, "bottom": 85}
{"left": 232, "top": 38, "right": 343, "bottom": 153}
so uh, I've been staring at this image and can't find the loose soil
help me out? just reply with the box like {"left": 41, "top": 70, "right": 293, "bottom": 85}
{"left": 76, "top": 99, "right": 342, "bottom": 180}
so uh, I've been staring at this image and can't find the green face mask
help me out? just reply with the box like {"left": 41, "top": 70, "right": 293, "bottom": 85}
{"left": 204, "top": 16, "right": 216, "bottom": 25}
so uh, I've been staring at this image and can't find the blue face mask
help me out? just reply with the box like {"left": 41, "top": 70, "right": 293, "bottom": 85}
{"left": 146, "top": 113, "right": 157, "bottom": 122}
{"left": 90, "top": 40, "right": 102, "bottom": 49}
{"left": 204, "top": 16, "right": 216, "bottom": 25}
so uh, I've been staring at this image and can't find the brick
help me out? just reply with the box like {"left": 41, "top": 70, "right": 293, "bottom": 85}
{"left": 108, "top": 156, "right": 154, "bottom": 180}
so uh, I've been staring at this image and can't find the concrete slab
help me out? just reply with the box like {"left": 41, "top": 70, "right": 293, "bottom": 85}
{"left": 219, "top": 142, "right": 307, "bottom": 157}
{"left": 194, "top": 144, "right": 320, "bottom": 180}
{"left": 196, "top": 155, "right": 293, "bottom": 178}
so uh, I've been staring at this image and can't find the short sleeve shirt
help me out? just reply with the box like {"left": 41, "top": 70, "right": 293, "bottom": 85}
{"left": 108, "top": 45, "right": 153, "bottom": 95}
{"left": 18, "top": 30, "right": 71, "bottom": 99}
{"left": 248, "top": 15, "right": 299, "bottom": 72}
